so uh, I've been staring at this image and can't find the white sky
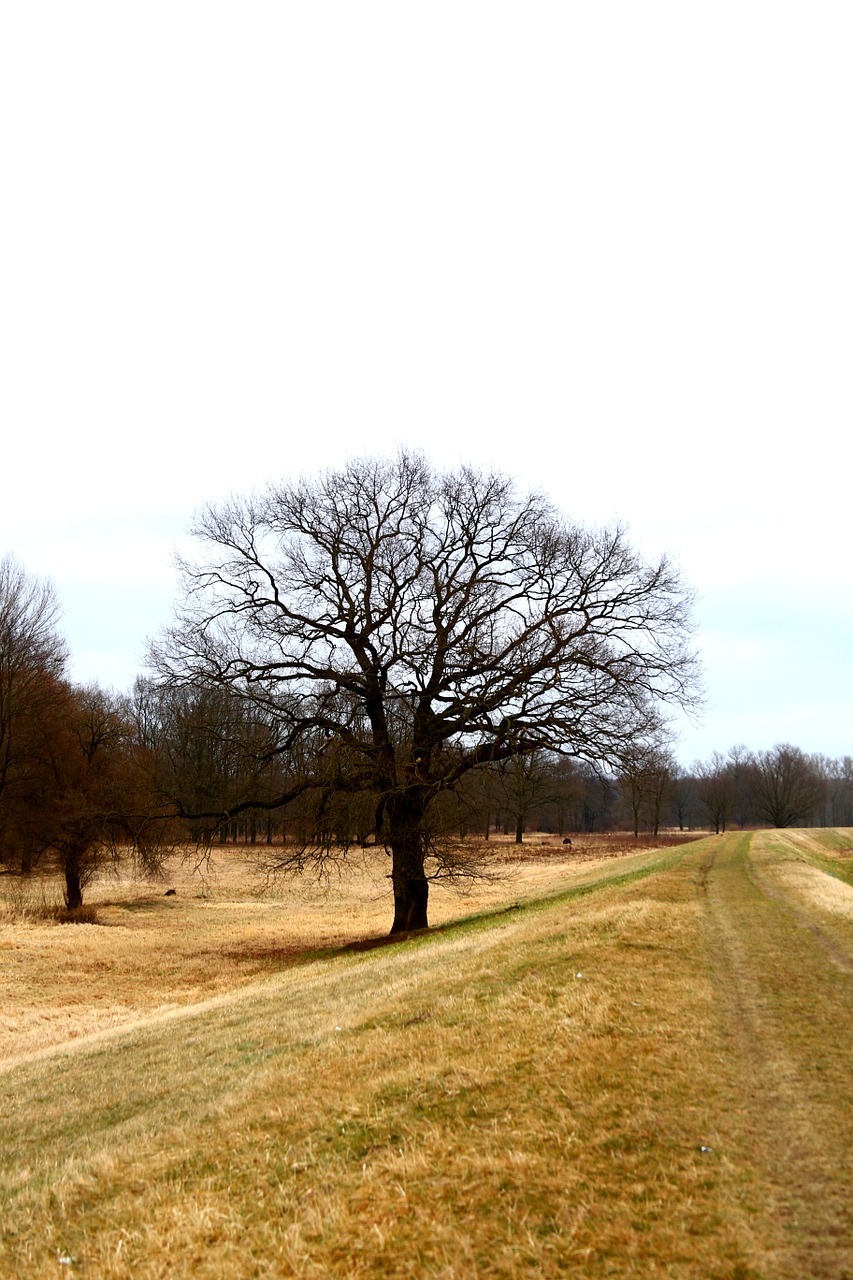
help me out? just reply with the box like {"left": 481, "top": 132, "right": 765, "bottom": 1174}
{"left": 2, "top": 3, "right": 851, "bottom": 768}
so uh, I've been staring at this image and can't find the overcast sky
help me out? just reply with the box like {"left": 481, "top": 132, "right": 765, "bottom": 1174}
{"left": 2, "top": 3, "right": 851, "bottom": 767}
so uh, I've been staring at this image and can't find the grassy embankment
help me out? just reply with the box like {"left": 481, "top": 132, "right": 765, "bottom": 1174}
{"left": 1, "top": 830, "right": 851, "bottom": 1278}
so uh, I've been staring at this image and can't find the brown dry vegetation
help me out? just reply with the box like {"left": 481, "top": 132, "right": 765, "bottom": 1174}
{"left": 0, "top": 829, "right": 851, "bottom": 1279}
{"left": 0, "top": 834, "right": 695, "bottom": 1064}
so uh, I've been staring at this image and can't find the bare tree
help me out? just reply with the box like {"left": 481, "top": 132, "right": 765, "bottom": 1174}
{"left": 836, "top": 756, "right": 853, "bottom": 827}
{"left": 727, "top": 743, "right": 757, "bottom": 828}
{"left": 457, "top": 764, "right": 502, "bottom": 841}
{"left": 619, "top": 742, "right": 676, "bottom": 837}
{"left": 809, "top": 753, "right": 853, "bottom": 828}
{"left": 669, "top": 771, "right": 697, "bottom": 831}
{"left": 694, "top": 750, "right": 734, "bottom": 834}
{"left": 545, "top": 756, "right": 588, "bottom": 837}
{"left": 151, "top": 453, "right": 699, "bottom": 932}
{"left": 753, "top": 743, "right": 824, "bottom": 828}
{"left": 497, "top": 750, "right": 557, "bottom": 844}
{"left": 132, "top": 678, "right": 285, "bottom": 845}
{"left": 0, "top": 556, "right": 68, "bottom": 870}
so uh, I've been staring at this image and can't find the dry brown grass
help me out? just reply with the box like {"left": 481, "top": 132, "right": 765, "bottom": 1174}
{"left": 1, "top": 830, "right": 850, "bottom": 1278}
{"left": 0, "top": 834, "right": 686, "bottom": 1064}
{"left": 698, "top": 830, "right": 853, "bottom": 1278}
{"left": 758, "top": 831, "right": 853, "bottom": 924}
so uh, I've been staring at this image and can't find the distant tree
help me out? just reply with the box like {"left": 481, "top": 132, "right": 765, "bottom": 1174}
{"left": 497, "top": 750, "right": 557, "bottom": 843}
{"left": 29, "top": 684, "right": 167, "bottom": 908}
{"left": 809, "top": 753, "right": 853, "bottom": 828}
{"left": 545, "top": 757, "right": 588, "bottom": 837}
{"left": 573, "top": 762, "right": 619, "bottom": 832}
{"left": 669, "top": 771, "right": 697, "bottom": 831}
{"left": 132, "top": 679, "right": 284, "bottom": 845}
{"left": 151, "top": 453, "right": 699, "bottom": 932}
{"left": 694, "top": 751, "right": 734, "bottom": 834}
{"left": 0, "top": 556, "right": 68, "bottom": 871}
{"left": 836, "top": 756, "right": 853, "bottom": 827}
{"left": 619, "top": 743, "right": 676, "bottom": 837}
{"left": 646, "top": 750, "right": 677, "bottom": 837}
{"left": 752, "top": 743, "right": 824, "bottom": 828}
{"left": 474, "top": 765, "right": 501, "bottom": 841}
{"left": 727, "top": 743, "right": 757, "bottom": 828}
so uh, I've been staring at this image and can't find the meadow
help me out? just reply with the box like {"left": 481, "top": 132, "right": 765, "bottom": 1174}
{"left": 1, "top": 830, "right": 852, "bottom": 1278}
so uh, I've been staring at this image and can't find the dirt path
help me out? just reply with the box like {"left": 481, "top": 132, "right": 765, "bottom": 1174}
{"left": 700, "top": 832, "right": 853, "bottom": 1279}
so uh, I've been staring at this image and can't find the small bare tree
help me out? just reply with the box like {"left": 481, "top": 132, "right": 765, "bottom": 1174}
{"left": 619, "top": 742, "right": 677, "bottom": 838}
{"left": 151, "top": 453, "right": 699, "bottom": 932}
{"left": 694, "top": 750, "right": 734, "bottom": 834}
{"left": 496, "top": 750, "right": 557, "bottom": 844}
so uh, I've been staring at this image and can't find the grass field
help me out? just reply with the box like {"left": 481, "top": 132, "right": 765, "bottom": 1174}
{"left": 1, "top": 830, "right": 851, "bottom": 1278}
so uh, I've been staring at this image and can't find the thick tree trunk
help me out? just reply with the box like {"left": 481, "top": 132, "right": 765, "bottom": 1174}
{"left": 390, "top": 871, "right": 429, "bottom": 933}
{"left": 388, "top": 790, "right": 429, "bottom": 933}
{"left": 64, "top": 862, "right": 83, "bottom": 910}
{"left": 515, "top": 816, "right": 524, "bottom": 844}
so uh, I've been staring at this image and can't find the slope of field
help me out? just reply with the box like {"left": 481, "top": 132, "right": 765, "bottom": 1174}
{"left": 0, "top": 831, "right": 851, "bottom": 1278}
{"left": 0, "top": 836, "right": 676, "bottom": 1063}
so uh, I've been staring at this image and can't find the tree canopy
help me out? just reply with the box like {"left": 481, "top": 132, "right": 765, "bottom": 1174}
{"left": 152, "top": 453, "right": 700, "bottom": 931}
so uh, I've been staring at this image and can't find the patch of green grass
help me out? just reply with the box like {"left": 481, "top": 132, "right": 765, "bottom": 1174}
{"left": 801, "top": 837, "right": 853, "bottom": 887}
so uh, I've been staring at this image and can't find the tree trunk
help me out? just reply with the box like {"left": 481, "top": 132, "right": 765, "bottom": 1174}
{"left": 64, "top": 861, "right": 83, "bottom": 910}
{"left": 388, "top": 790, "right": 429, "bottom": 933}
{"left": 390, "top": 870, "right": 429, "bottom": 933}
{"left": 515, "top": 816, "right": 524, "bottom": 844}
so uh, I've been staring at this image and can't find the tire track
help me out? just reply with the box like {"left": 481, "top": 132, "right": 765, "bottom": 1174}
{"left": 701, "top": 832, "right": 853, "bottom": 1279}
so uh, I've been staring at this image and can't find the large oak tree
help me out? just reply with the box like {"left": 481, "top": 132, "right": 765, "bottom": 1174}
{"left": 152, "top": 453, "right": 699, "bottom": 931}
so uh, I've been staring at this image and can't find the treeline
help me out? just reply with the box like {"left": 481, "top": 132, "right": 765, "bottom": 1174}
{"left": 1, "top": 554, "right": 850, "bottom": 910}
{"left": 422, "top": 742, "right": 853, "bottom": 841}
{"left": 578, "top": 742, "right": 852, "bottom": 836}
{"left": 129, "top": 682, "right": 853, "bottom": 844}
